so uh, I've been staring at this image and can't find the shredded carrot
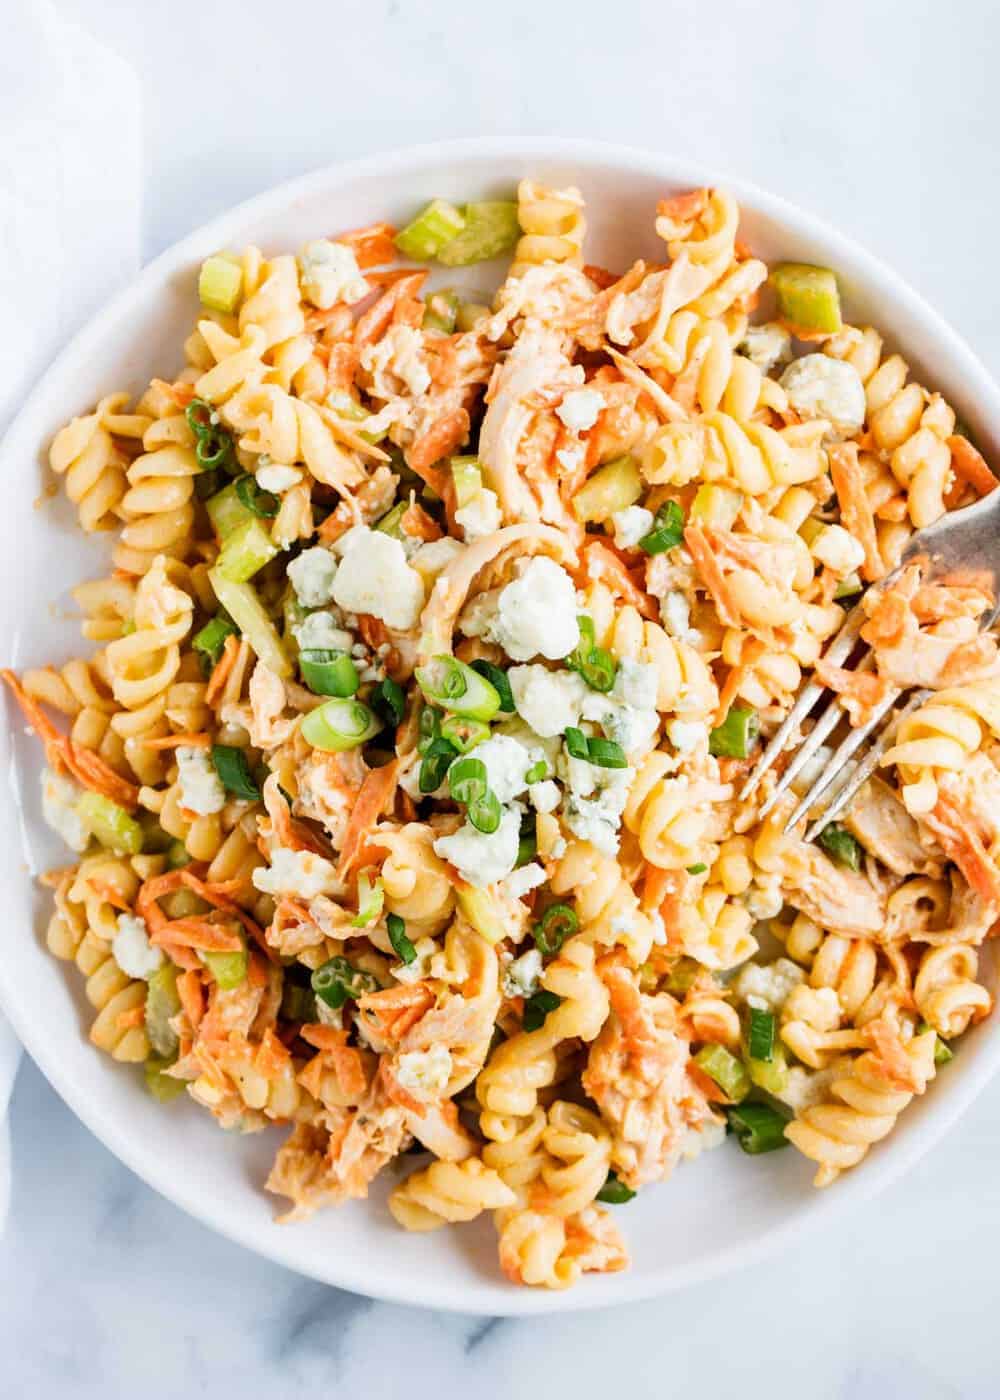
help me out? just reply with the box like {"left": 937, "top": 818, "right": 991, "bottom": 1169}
{"left": 205, "top": 633, "right": 239, "bottom": 705}
{"left": 947, "top": 434, "right": 998, "bottom": 501}
{"left": 2, "top": 669, "right": 140, "bottom": 810}
{"left": 326, "top": 342, "right": 361, "bottom": 395}
{"left": 687, "top": 1062, "right": 734, "bottom": 1105}
{"left": 923, "top": 794, "right": 1000, "bottom": 907}
{"left": 165, "top": 381, "right": 196, "bottom": 408}
{"left": 379, "top": 1058, "right": 427, "bottom": 1117}
{"left": 356, "top": 982, "right": 434, "bottom": 1042}
{"left": 400, "top": 501, "right": 443, "bottom": 542}
{"left": 714, "top": 637, "right": 766, "bottom": 726}
{"left": 829, "top": 442, "right": 885, "bottom": 582}
{"left": 137, "top": 868, "right": 267, "bottom": 950}
{"left": 177, "top": 969, "right": 205, "bottom": 1029}
{"left": 354, "top": 272, "right": 427, "bottom": 347}
{"left": 141, "top": 732, "right": 211, "bottom": 751}
{"left": 336, "top": 222, "right": 398, "bottom": 270}
{"left": 357, "top": 615, "right": 389, "bottom": 650}
{"left": 116, "top": 1005, "right": 146, "bottom": 1031}
{"left": 641, "top": 864, "right": 683, "bottom": 913}
{"left": 656, "top": 189, "right": 710, "bottom": 223}
{"left": 580, "top": 540, "right": 657, "bottom": 619}
{"left": 336, "top": 761, "right": 400, "bottom": 880}
{"left": 582, "top": 263, "right": 619, "bottom": 290}
{"left": 406, "top": 407, "right": 470, "bottom": 491}
{"left": 814, "top": 658, "right": 894, "bottom": 721}
{"left": 682, "top": 525, "right": 741, "bottom": 628}
{"left": 149, "top": 915, "right": 243, "bottom": 953}
{"left": 82, "top": 878, "right": 134, "bottom": 912}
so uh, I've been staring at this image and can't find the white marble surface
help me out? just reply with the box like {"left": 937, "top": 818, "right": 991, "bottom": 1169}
{"left": 6, "top": 0, "right": 1000, "bottom": 1393}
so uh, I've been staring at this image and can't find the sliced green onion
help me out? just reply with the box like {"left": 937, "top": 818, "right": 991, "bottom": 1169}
{"left": 144, "top": 1055, "right": 186, "bottom": 1103}
{"left": 448, "top": 756, "right": 489, "bottom": 805}
{"left": 565, "top": 726, "right": 589, "bottom": 760}
{"left": 387, "top": 912, "right": 417, "bottom": 965}
{"left": 185, "top": 398, "right": 236, "bottom": 473}
{"left": 522, "top": 989, "right": 562, "bottom": 1032}
{"left": 596, "top": 1170, "right": 636, "bottom": 1205}
{"left": 436, "top": 200, "right": 519, "bottom": 267}
{"left": 145, "top": 964, "right": 181, "bottom": 1058}
{"left": 747, "top": 1007, "right": 775, "bottom": 1062}
{"left": 419, "top": 736, "right": 459, "bottom": 793}
{"left": 467, "top": 788, "right": 501, "bottom": 835}
{"left": 450, "top": 455, "right": 483, "bottom": 509}
{"left": 371, "top": 677, "right": 406, "bottom": 729}
{"left": 818, "top": 823, "right": 861, "bottom": 871}
{"left": 708, "top": 707, "right": 760, "bottom": 759}
{"left": 686, "top": 862, "right": 708, "bottom": 875}
{"left": 210, "top": 745, "right": 261, "bottom": 802}
{"left": 470, "top": 659, "right": 515, "bottom": 713}
{"left": 192, "top": 614, "right": 237, "bottom": 675}
{"left": 301, "top": 698, "right": 381, "bottom": 752}
{"left": 311, "top": 955, "right": 378, "bottom": 1010}
{"left": 935, "top": 1036, "right": 954, "bottom": 1066}
{"left": 395, "top": 199, "right": 467, "bottom": 261}
{"left": 693, "top": 1044, "right": 751, "bottom": 1102}
{"left": 415, "top": 655, "right": 502, "bottom": 721}
{"left": 208, "top": 568, "right": 291, "bottom": 678}
{"left": 533, "top": 903, "right": 578, "bottom": 956}
{"left": 76, "top": 791, "right": 143, "bottom": 855}
{"left": 638, "top": 500, "right": 685, "bottom": 556}
{"left": 567, "top": 615, "right": 617, "bottom": 694}
{"left": 201, "top": 943, "right": 248, "bottom": 990}
{"left": 235, "top": 474, "right": 280, "bottom": 519}
{"left": 516, "top": 812, "right": 537, "bottom": 867}
{"left": 524, "top": 760, "right": 548, "bottom": 784}
{"left": 217, "top": 517, "right": 280, "bottom": 583}
{"left": 586, "top": 737, "right": 627, "bottom": 769}
{"left": 423, "top": 289, "right": 460, "bottom": 334}
{"left": 726, "top": 1102, "right": 790, "bottom": 1155}
{"left": 352, "top": 871, "right": 385, "bottom": 928}
{"left": 834, "top": 572, "right": 863, "bottom": 602}
{"left": 418, "top": 705, "right": 442, "bottom": 754}
{"left": 198, "top": 253, "right": 243, "bottom": 314}
{"left": 299, "top": 649, "right": 359, "bottom": 698}
{"left": 194, "top": 467, "right": 223, "bottom": 499}
{"left": 440, "top": 715, "right": 490, "bottom": 753}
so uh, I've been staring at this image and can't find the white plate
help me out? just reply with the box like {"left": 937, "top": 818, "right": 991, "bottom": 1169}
{"left": 2, "top": 139, "right": 998, "bottom": 1316}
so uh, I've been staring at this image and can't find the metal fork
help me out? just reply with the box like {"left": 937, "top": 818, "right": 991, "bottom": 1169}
{"left": 741, "top": 484, "right": 1000, "bottom": 840}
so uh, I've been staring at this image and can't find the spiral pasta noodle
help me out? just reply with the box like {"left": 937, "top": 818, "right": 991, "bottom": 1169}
{"left": 512, "top": 180, "right": 587, "bottom": 273}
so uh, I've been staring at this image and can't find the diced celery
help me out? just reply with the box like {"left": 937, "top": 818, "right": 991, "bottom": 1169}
{"left": 76, "top": 791, "right": 143, "bottom": 855}
{"left": 748, "top": 1054, "right": 789, "bottom": 1095}
{"left": 572, "top": 455, "right": 642, "bottom": 524}
{"left": 771, "top": 263, "right": 842, "bottom": 334}
{"left": 395, "top": 199, "right": 467, "bottom": 261}
{"left": 455, "top": 885, "right": 505, "bottom": 945}
{"left": 198, "top": 253, "right": 243, "bottom": 314}
{"left": 166, "top": 839, "right": 191, "bottom": 870}
{"left": 834, "top": 572, "right": 862, "bottom": 600}
{"left": 217, "top": 518, "right": 280, "bottom": 582}
{"left": 208, "top": 568, "right": 291, "bottom": 677}
{"left": 201, "top": 943, "right": 248, "bottom": 990}
{"left": 437, "top": 202, "right": 520, "bottom": 267}
{"left": 664, "top": 957, "right": 701, "bottom": 995}
{"left": 374, "top": 500, "right": 408, "bottom": 539}
{"left": 145, "top": 964, "right": 181, "bottom": 1058}
{"left": 423, "top": 289, "right": 460, "bottom": 334}
{"left": 206, "top": 481, "right": 257, "bottom": 541}
{"left": 798, "top": 516, "right": 824, "bottom": 546}
{"left": 693, "top": 1044, "right": 751, "bottom": 1102}
{"left": 450, "top": 456, "right": 483, "bottom": 508}
{"left": 689, "top": 483, "right": 743, "bottom": 530}
{"left": 352, "top": 872, "right": 385, "bottom": 928}
{"left": 456, "top": 301, "right": 490, "bottom": 332}
{"left": 326, "top": 391, "right": 387, "bottom": 444}
{"left": 144, "top": 1056, "right": 187, "bottom": 1103}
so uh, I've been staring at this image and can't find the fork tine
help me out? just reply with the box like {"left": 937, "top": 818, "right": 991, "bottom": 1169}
{"left": 804, "top": 688, "right": 931, "bottom": 841}
{"left": 758, "top": 697, "right": 845, "bottom": 818}
{"left": 739, "top": 602, "right": 867, "bottom": 801}
{"left": 784, "top": 687, "right": 901, "bottom": 833}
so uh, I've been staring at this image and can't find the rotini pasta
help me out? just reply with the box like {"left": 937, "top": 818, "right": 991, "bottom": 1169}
{"left": 10, "top": 180, "right": 997, "bottom": 1292}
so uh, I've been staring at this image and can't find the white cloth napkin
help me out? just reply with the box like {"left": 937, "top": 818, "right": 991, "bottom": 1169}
{"left": 0, "top": 0, "right": 141, "bottom": 1230}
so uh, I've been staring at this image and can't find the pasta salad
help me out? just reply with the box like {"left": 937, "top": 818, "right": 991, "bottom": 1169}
{"left": 7, "top": 180, "right": 1000, "bottom": 1291}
